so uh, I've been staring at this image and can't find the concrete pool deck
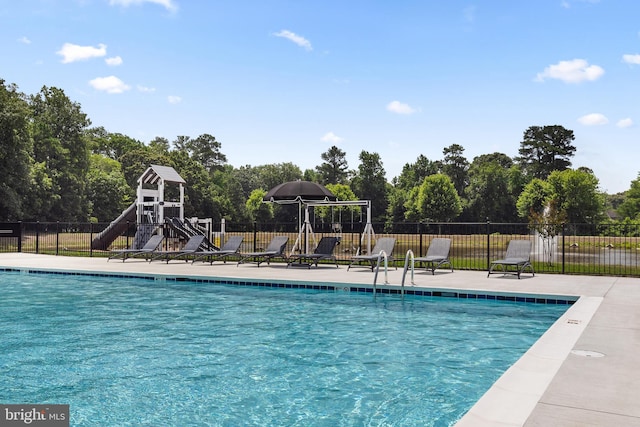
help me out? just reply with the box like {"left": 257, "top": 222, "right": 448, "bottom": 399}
{"left": 1, "top": 252, "right": 639, "bottom": 426}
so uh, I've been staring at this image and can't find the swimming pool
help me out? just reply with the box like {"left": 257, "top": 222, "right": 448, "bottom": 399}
{"left": 0, "top": 271, "right": 568, "bottom": 426}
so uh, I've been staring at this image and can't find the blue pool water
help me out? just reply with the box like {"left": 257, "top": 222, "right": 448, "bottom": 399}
{"left": 0, "top": 271, "right": 569, "bottom": 426}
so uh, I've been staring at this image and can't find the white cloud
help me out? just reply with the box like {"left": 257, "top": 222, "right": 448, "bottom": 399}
{"left": 321, "top": 132, "right": 344, "bottom": 144}
{"left": 89, "top": 76, "right": 130, "bottom": 94}
{"left": 137, "top": 85, "right": 156, "bottom": 93}
{"left": 577, "top": 113, "right": 608, "bottom": 125}
{"left": 273, "top": 30, "right": 312, "bottom": 51}
{"left": 617, "top": 118, "right": 633, "bottom": 128}
{"left": 623, "top": 54, "right": 640, "bottom": 65}
{"left": 386, "top": 100, "right": 416, "bottom": 115}
{"left": 535, "top": 59, "right": 604, "bottom": 83}
{"left": 109, "top": 0, "right": 177, "bottom": 12}
{"left": 57, "top": 43, "right": 107, "bottom": 63}
{"left": 168, "top": 95, "right": 182, "bottom": 104}
{"left": 18, "top": 36, "right": 31, "bottom": 44}
{"left": 105, "top": 56, "right": 123, "bottom": 66}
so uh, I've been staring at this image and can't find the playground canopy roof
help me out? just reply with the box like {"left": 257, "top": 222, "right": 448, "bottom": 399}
{"left": 263, "top": 180, "right": 337, "bottom": 204}
{"left": 138, "top": 165, "right": 186, "bottom": 185}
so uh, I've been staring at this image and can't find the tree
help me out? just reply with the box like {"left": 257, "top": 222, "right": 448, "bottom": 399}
{"left": 211, "top": 165, "right": 248, "bottom": 222}
{"left": 465, "top": 163, "right": 516, "bottom": 222}
{"left": 119, "top": 147, "right": 171, "bottom": 188}
{"left": 407, "top": 174, "right": 462, "bottom": 222}
{"left": 463, "top": 153, "right": 520, "bottom": 222}
{"left": 87, "top": 155, "right": 132, "bottom": 222}
{"left": 515, "top": 125, "right": 576, "bottom": 179}
{"left": 386, "top": 186, "right": 410, "bottom": 224}
{"left": 246, "top": 189, "right": 273, "bottom": 222}
{"left": 517, "top": 169, "right": 604, "bottom": 224}
{"left": 29, "top": 86, "right": 91, "bottom": 221}
{"left": 547, "top": 169, "right": 604, "bottom": 224}
{"left": 392, "top": 155, "right": 439, "bottom": 191}
{"left": 516, "top": 178, "right": 552, "bottom": 219}
{"left": 441, "top": 144, "right": 469, "bottom": 196}
{"left": 172, "top": 133, "right": 227, "bottom": 173}
{"left": 316, "top": 146, "right": 349, "bottom": 185}
{"left": 256, "top": 162, "right": 303, "bottom": 193}
{"left": 0, "top": 80, "right": 31, "bottom": 220}
{"left": 469, "top": 152, "right": 514, "bottom": 170}
{"left": 169, "top": 150, "right": 220, "bottom": 220}
{"left": 351, "top": 151, "right": 388, "bottom": 222}
{"left": 314, "top": 183, "right": 359, "bottom": 224}
{"left": 148, "top": 136, "right": 170, "bottom": 154}
{"left": 618, "top": 174, "right": 640, "bottom": 219}
{"left": 87, "top": 127, "right": 143, "bottom": 161}
{"left": 389, "top": 155, "right": 439, "bottom": 222}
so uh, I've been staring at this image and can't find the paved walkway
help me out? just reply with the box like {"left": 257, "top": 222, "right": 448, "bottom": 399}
{"left": 1, "top": 253, "right": 639, "bottom": 426}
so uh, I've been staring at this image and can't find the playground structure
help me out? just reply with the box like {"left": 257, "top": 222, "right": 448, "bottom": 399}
{"left": 92, "top": 169, "right": 375, "bottom": 255}
{"left": 91, "top": 165, "right": 193, "bottom": 250}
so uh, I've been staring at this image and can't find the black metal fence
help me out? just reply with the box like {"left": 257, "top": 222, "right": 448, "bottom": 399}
{"left": 1, "top": 221, "right": 640, "bottom": 277}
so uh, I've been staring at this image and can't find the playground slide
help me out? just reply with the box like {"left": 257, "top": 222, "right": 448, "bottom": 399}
{"left": 167, "top": 218, "right": 217, "bottom": 251}
{"left": 91, "top": 203, "right": 137, "bottom": 250}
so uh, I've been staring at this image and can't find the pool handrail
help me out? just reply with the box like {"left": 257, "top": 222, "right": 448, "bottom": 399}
{"left": 401, "top": 249, "right": 415, "bottom": 288}
{"left": 372, "top": 250, "right": 390, "bottom": 291}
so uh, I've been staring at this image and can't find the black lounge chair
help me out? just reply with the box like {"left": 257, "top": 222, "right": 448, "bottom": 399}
{"left": 348, "top": 237, "right": 396, "bottom": 271}
{"left": 108, "top": 234, "right": 164, "bottom": 262}
{"left": 488, "top": 240, "right": 535, "bottom": 279}
{"left": 237, "top": 236, "right": 289, "bottom": 267}
{"left": 149, "top": 235, "right": 207, "bottom": 263}
{"left": 414, "top": 238, "right": 453, "bottom": 274}
{"left": 287, "top": 236, "right": 340, "bottom": 268}
{"left": 191, "top": 236, "right": 244, "bottom": 264}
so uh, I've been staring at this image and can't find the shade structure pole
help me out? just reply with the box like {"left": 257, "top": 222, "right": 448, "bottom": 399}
{"left": 359, "top": 201, "right": 375, "bottom": 254}
{"left": 291, "top": 204, "right": 316, "bottom": 256}
{"left": 303, "top": 205, "right": 316, "bottom": 254}
{"left": 290, "top": 202, "right": 304, "bottom": 256}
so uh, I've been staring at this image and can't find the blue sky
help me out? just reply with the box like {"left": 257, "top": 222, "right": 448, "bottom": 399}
{"left": 2, "top": 0, "right": 639, "bottom": 194}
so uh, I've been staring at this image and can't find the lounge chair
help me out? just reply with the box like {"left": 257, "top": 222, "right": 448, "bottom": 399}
{"left": 287, "top": 236, "right": 340, "bottom": 268}
{"left": 347, "top": 237, "right": 396, "bottom": 271}
{"left": 149, "top": 235, "right": 207, "bottom": 263}
{"left": 488, "top": 240, "right": 535, "bottom": 279}
{"left": 237, "top": 236, "right": 289, "bottom": 267}
{"left": 414, "top": 238, "right": 453, "bottom": 274}
{"left": 107, "top": 234, "right": 164, "bottom": 262}
{"left": 191, "top": 236, "right": 244, "bottom": 264}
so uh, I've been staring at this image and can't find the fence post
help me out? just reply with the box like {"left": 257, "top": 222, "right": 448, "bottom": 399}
{"left": 89, "top": 222, "right": 93, "bottom": 257}
{"left": 486, "top": 218, "right": 491, "bottom": 271}
{"left": 35, "top": 221, "right": 40, "bottom": 254}
{"left": 18, "top": 221, "right": 22, "bottom": 253}
{"left": 55, "top": 221, "right": 60, "bottom": 256}
{"left": 126, "top": 221, "right": 130, "bottom": 248}
{"left": 253, "top": 221, "right": 257, "bottom": 252}
{"left": 419, "top": 222, "right": 424, "bottom": 256}
{"left": 561, "top": 223, "right": 565, "bottom": 274}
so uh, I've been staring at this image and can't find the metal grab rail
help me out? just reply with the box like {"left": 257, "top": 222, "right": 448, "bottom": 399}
{"left": 372, "top": 250, "right": 389, "bottom": 293}
{"left": 401, "top": 249, "right": 415, "bottom": 288}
